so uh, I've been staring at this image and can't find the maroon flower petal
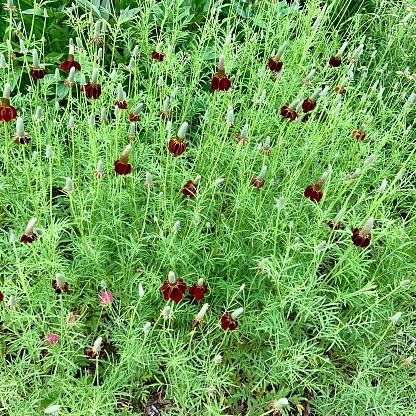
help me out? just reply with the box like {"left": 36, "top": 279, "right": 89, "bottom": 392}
{"left": 302, "top": 98, "right": 317, "bottom": 113}
{"left": 329, "top": 56, "right": 342, "bottom": 67}
{"left": 268, "top": 57, "right": 283, "bottom": 72}
{"left": 251, "top": 177, "right": 264, "bottom": 188}
{"left": 129, "top": 112, "right": 140, "bottom": 122}
{"left": 114, "top": 160, "right": 132, "bottom": 175}
{"left": 60, "top": 60, "right": 72, "bottom": 71}
{"left": 170, "top": 287, "right": 184, "bottom": 303}
{"left": 219, "top": 76, "right": 231, "bottom": 91}
{"left": 168, "top": 138, "right": 187, "bottom": 157}
{"left": 211, "top": 74, "right": 220, "bottom": 91}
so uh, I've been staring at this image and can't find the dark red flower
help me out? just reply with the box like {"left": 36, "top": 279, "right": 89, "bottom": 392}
{"left": 182, "top": 177, "right": 200, "bottom": 198}
{"left": 268, "top": 56, "right": 283, "bottom": 72}
{"left": 0, "top": 291, "right": 4, "bottom": 302}
{"left": 160, "top": 272, "right": 187, "bottom": 303}
{"left": 21, "top": 232, "right": 37, "bottom": 244}
{"left": 334, "top": 85, "right": 346, "bottom": 94}
{"left": 114, "top": 145, "right": 132, "bottom": 175}
{"left": 60, "top": 53, "right": 81, "bottom": 71}
{"left": 0, "top": 98, "right": 17, "bottom": 123}
{"left": 329, "top": 56, "right": 342, "bottom": 67}
{"left": 280, "top": 103, "right": 298, "bottom": 122}
{"left": 82, "top": 82, "right": 102, "bottom": 99}
{"left": 114, "top": 99, "right": 128, "bottom": 110}
{"left": 211, "top": 71, "right": 231, "bottom": 91}
{"left": 221, "top": 312, "right": 239, "bottom": 330}
{"left": 327, "top": 220, "right": 341, "bottom": 230}
{"left": 29, "top": 67, "right": 46, "bottom": 80}
{"left": 302, "top": 98, "right": 317, "bottom": 113}
{"left": 352, "top": 227, "right": 371, "bottom": 247}
{"left": 86, "top": 341, "right": 105, "bottom": 359}
{"left": 168, "top": 136, "right": 187, "bottom": 157}
{"left": 129, "top": 112, "right": 140, "bottom": 122}
{"left": 251, "top": 177, "right": 264, "bottom": 188}
{"left": 151, "top": 51, "right": 166, "bottom": 62}
{"left": 52, "top": 280, "right": 69, "bottom": 294}
{"left": 13, "top": 131, "right": 30, "bottom": 145}
{"left": 188, "top": 278, "right": 207, "bottom": 301}
{"left": 304, "top": 172, "right": 328, "bottom": 202}
{"left": 352, "top": 129, "right": 366, "bottom": 141}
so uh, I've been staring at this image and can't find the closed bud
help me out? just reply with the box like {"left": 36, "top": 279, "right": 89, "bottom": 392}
{"left": 138, "top": 283, "right": 145, "bottom": 297}
{"left": 275, "top": 196, "right": 285, "bottom": 208}
{"left": 231, "top": 307, "right": 244, "bottom": 320}
{"left": 65, "top": 177, "right": 74, "bottom": 193}
{"left": 68, "top": 115, "right": 75, "bottom": 129}
{"left": 400, "top": 279, "right": 411, "bottom": 286}
{"left": 389, "top": 312, "right": 402, "bottom": 323}
{"left": 173, "top": 221, "right": 180, "bottom": 232}
{"left": 92, "top": 337, "right": 102, "bottom": 353}
{"left": 177, "top": 122, "right": 188, "bottom": 139}
{"left": 161, "top": 305, "right": 171, "bottom": 319}
{"left": 19, "top": 38, "right": 26, "bottom": 54}
{"left": 68, "top": 66, "right": 76, "bottom": 83}
{"left": 35, "top": 106, "right": 43, "bottom": 120}
{"left": 16, "top": 117, "right": 25, "bottom": 137}
{"left": 377, "top": 178, "right": 387, "bottom": 193}
{"left": 89, "top": 113, "right": 95, "bottom": 126}
{"left": 143, "top": 322, "right": 151, "bottom": 333}
{"left": 32, "top": 49, "right": 40, "bottom": 67}
{"left": 0, "top": 54, "right": 7, "bottom": 68}
{"left": 100, "top": 107, "right": 107, "bottom": 121}
{"left": 226, "top": 106, "right": 234, "bottom": 124}
{"left": 45, "top": 145, "right": 54, "bottom": 158}
{"left": 364, "top": 153, "right": 375, "bottom": 165}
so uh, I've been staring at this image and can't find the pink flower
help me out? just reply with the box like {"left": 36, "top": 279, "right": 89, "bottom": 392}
{"left": 44, "top": 332, "right": 59, "bottom": 345}
{"left": 100, "top": 291, "right": 113, "bottom": 306}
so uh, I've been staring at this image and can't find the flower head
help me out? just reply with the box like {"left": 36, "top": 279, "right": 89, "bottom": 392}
{"left": 93, "top": 159, "right": 105, "bottom": 178}
{"left": 159, "top": 96, "right": 173, "bottom": 120}
{"left": 352, "top": 124, "right": 366, "bottom": 141}
{"left": 114, "top": 83, "right": 128, "bottom": 109}
{"left": 251, "top": 166, "right": 267, "bottom": 188}
{"left": 114, "top": 145, "right": 132, "bottom": 175}
{"left": 280, "top": 99, "right": 300, "bottom": 121}
{"left": 29, "top": 49, "right": 45, "bottom": 79}
{"left": 302, "top": 87, "right": 322, "bottom": 113}
{"left": 43, "top": 332, "right": 59, "bottom": 346}
{"left": 99, "top": 290, "right": 113, "bottom": 306}
{"left": 0, "top": 83, "right": 17, "bottom": 123}
{"left": 268, "top": 41, "right": 287, "bottom": 72}
{"left": 235, "top": 124, "right": 249, "bottom": 146}
{"left": 12, "top": 117, "right": 30, "bottom": 144}
{"left": 189, "top": 278, "right": 208, "bottom": 301}
{"left": 159, "top": 271, "right": 187, "bottom": 302}
{"left": 151, "top": 43, "right": 166, "bottom": 62}
{"left": 60, "top": 45, "right": 81, "bottom": 71}
{"left": 211, "top": 54, "right": 231, "bottom": 91}
{"left": 52, "top": 273, "right": 69, "bottom": 294}
{"left": 81, "top": 68, "right": 102, "bottom": 99}
{"left": 193, "top": 303, "right": 209, "bottom": 328}
{"left": 352, "top": 216, "right": 373, "bottom": 248}
{"left": 221, "top": 307, "right": 243, "bottom": 330}
{"left": 168, "top": 122, "right": 188, "bottom": 157}
{"left": 21, "top": 217, "right": 37, "bottom": 244}
{"left": 129, "top": 103, "right": 143, "bottom": 122}
{"left": 304, "top": 172, "right": 328, "bottom": 202}
{"left": 87, "top": 336, "right": 105, "bottom": 359}
{"left": 329, "top": 42, "right": 348, "bottom": 67}
{"left": 182, "top": 174, "right": 200, "bottom": 198}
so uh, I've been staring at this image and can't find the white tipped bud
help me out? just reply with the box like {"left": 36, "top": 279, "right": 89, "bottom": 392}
{"left": 316, "top": 240, "right": 326, "bottom": 251}
{"left": 389, "top": 312, "right": 402, "bottom": 323}
{"left": 0, "top": 54, "right": 7, "bottom": 68}
{"left": 401, "top": 279, "right": 411, "bottom": 286}
{"left": 32, "top": 49, "right": 40, "bottom": 67}
{"left": 65, "top": 177, "right": 74, "bottom": 192}
{"left": 100, "top": 107, "right": 107, "bottom": 121}
{"left": 128, "top": 123, "right": 136, "bottom": 137}
{"left": 362, "top": 217, "right": 374, "bottom": 236}
{"left": 274, "top": 398, "right": 289, "bottom": 410}
{"left": 54, "top": 68, "right": 60, "bottom": 80}
{"left": 45, "top": 145, "right": 54, "bottom": 159}
{"left": 114, "top": 105, "right": 120, "bottom": 116}
{"left": 91, "top": 68, "right": 99, "bottom": 85}
{"left": 336, "top": 41, "right": 348, "bottom": 57}
{"left": 16, "top": 117, "right": 25, "bottom": 137}
{"left": 259, "top": 89, "right": 267, "bottom": 103}
{"left": 218, "top": 54, "right": 225, "bottom": 71}
{"left": 132, "top": 45, "right": 139, "bottom": 57}
{"left": 161, "top": 305, "right": 171, "bottom": 318}
{"left": 332, "top": 101, "right": 342, "bottom": 115}
{"left": 80, "top": 73, "right": 86, "bottom": 85}
{"left": 122, "top": 144, "right": 132, "bottom": 159}
{"left": 76, "top": 37, "right": 83, "bottom": 49}
{"left": 145, "top": 172, "right": 153, "bottom": 186}
{"left": 311, "top": 87, "right": 323, "bottom": 101}
{"left": 127, "top": 58, "right": 134, "bottom": 70}
{"left": 3, "top": 82, "right": 11, "bottom": 99}
{"left": 44, "top": 404, "right": 61, "bottom": 414}
{"left": 320, "top": 85, "right": 329, "bottom": 96}
{"left": 96, "top": 160, "right": 104, "bottom": 172}
{"left": 258, "top": 166, "right": 267, "bottom": 181}
{"left": 177, "top": 122, "right": 188, "bottom": 139}
{"left": 224, "top": 33, "right": 232, "bottom": 46}
{"left": 143, "top": 322, "right": 151, "bottom": 333}
{"left": 55, "top": 273, "right": 65, "bottom": 288}
{"left": 226, "top": 106, "right": 234, "bottom": 124}
{"left": 173, "top": 221, "right": 180, "bottom": 232}
{"left": 117, "top": 83, "right": 124, "bottom": 101}
{"left": 68, "top": 44, "right": 75, "bottom": 55}
{"left": 364, "top": 153, "right": 375, "bottom": 165}
{"left": 10, "top": 233, "right": 17, "bottom": 243}
{"left": 35, "top": 106, "right": 43, "bottom": 120}
{"left": 275, "top": 196, "right": 285, "bottom": 209}
{"left": 276, "top": 41, "right": 288, "bottom": 59}
{"left": 19, "top": 39, "right": 26, "bottom": 54}
{"left": 68, "top": 66, "right": 76, "bottom": 83}
{"left": 110, "top": 69, "right": 117, "bottom": 81}
{"left": 134, "top": 103, "right": 143, "bottom": 115}
{"left": 68, "top": 115, "right": 75, "bottom": 129}
{"left": 193, "top": 174, "right": 201, "bottom": 185}
{"left": 396, "top": 169, "right": 405, "bottom": 180}
{"left": 157, "top": 76, "right": 163, "bottom": 87}
{"left": 403, "top": 12, "right": 413, "bottom": 23}
{"left": 92, "top": 336, "right": 102, "bottom": 353}
{"left": 377, "top": 179, "right": 387, "bottom": 193}
{"left": 231, "top": 307, "right": 244, "bottom": 320}
{"left": 213, "top": 354, "right": 222, "bottom": 364}
{"left": 214, "top": 178, "right": 224, "bottom": 186}
{"left": 289, "top": 99, "right": 300, "bottom": 110}
{"left": 196, "top": 303, "right": 209, "bottom": 321}
{"left": 93, "top": 20, "right": 101, "bottom": 38}
{"left": 138, "top": 283, "right": 145, "bottom": 297}
{"left": 89, "top": 114, "right": 95, "bottom": 126}
{"left": 240, "top": 124, "right": 248, "bottom": 139}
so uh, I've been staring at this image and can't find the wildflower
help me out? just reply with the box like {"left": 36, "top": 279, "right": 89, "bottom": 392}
{"left": 63, "top": 177, "right": 74, "bottom": 195}
{"left": 87, "top": 336, "right": 105, "bottom": 359}
{"left": 60, "top": 45, "right": 81, "bottom": 71}
{"left": 364, "top": 153, "right": 375, "bottom": 165}
{"left": 213, "top": 354, "right": 222, "bottom": 364}
{"left": 348, "top": 43, "right": 364, "bottom": 64}
{"left": 389, "top": 312, "right": 402, "bottom": 324}
{"left": 100, "top": 291, "right": 113, "bottom": 306}
{"left": 329, "top": 42, "right": 348, "bottom": 67}
{"left": 99, "top": 107, "right": 107, "bottom": 123}
{"left": 81, "top": 68, "right": 101, "bottom": 99}
{"left": 159, "top": 96, "right": 172, "bottom": 120}
{"left": 189, "top": 278, "right": 208, "bottom": 301}
{"left": 351, "top": 124, "right": 366, "bottom": 141}
{"left": 211, "top": 54, "right": 231, "bottom": 91}
{"left": 159, "top": 271, "right": 187, "bottom": 302}
{"left": 3, "top": 0, "right": 17, "bottom": 11}
{"left": 335, "top": 76, "right": 350, "bottom": 94}
{"left": 401, "top": 356, "right": 413, "bottom": 368}
{"left": 327, "top": 220, "right": 341, "bottom": 230}
{"left": 262, "top": 136, "right": 271, "bottom": 155}
{"left": 280, "top": 99, "right": 300, "bottom": 121}
{"left": 161, "top": 305, "right": 172, "bottom": 319}
{"left": 193, "top": 303, "right": 209, "bottom": 327}
{"left": 21, "top": 217, "right": 37, "bottom": 244}
{"left": 173, "top": 221, "right": 180, "bottom": 233}
{"left": 64, "top": 67, "right": 77, "bottom": 88}
{"left": 301, "top": 68, "right": 316, "bottom": 86}
{"left": 34, "top": 106, "right": 43, "bottom": 121}
{"left": 168, "top": 122, "right": 188, "bottom": 157}
{"left": 235, "top": 124, "right": 249, "bottom": 146}
{"left": 129, "top": 103, "right": 143, "bottom": 122}
{"left": 0, "top": 291, "right": 3, "bottom": 302}
{"left": 304, "top": 172, "right": 328, "bottom": 202}
{"left": 151, "top": 43, "right": 166, "bottom": 61}
{"left": 12, "top": 117, "right": 30, "bottom": 144}
{"left": 0, "top": 83, "right": 17, "bottom": 122}
{"left": 251, "top": 166, "right": 267, "bottom": 188}
{"left": 7, "top": 295, "right": 17, "bottom": 309}
{"left": 275, "top": 196, "right": 285, "bottom": 209}
{"left": 221, "top": 307, "right": 243, "bottom": 330}
{"left": 182, "top": 174, "right": 201, "bottom": 198}
{"left": 302, "top": 87, "right": 322, "bottom": 113}
{"left": 224, "top": 105, "right": 234, "bottom": 125}
{"left": 114, "top": 145, "right": 132, "bottom": 175}
{"left": 44, "top": 332, "right": 59, "bottom": 346}
{"left": 114, "top": 84, "right": 127, "bottom": 109}
{"left": 268, "top": 41, "right": 287, "bottom": 72}
{"left": 92, "top": 159, "right": 105, "bottom": 178}
{"left": 29, "top": 49, "right": 45, "bottom": 80}
{"left": 269, "top": 398, "right": 289, "bottom": 416}
{"left": 89, "top": 20, "right": 103, "bottom": 44}
{"left": 144, "top": 171, "right": 153, "bottom": 188}
{"left": 52, "top": 273, "right": 69, "bottom": 294}
{"left": 352, "top": 216, "right": 373, "bottom": 248}
{"left": 127, "top": 123, "right": 136, "bottom": 141}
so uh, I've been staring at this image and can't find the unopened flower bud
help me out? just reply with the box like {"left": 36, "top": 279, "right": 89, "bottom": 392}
{"left": 93, "top": 20, "right": 101, "bottom": 38}
{"left": 401, "top": 279, "right": 411, "bottom": 286}
{"left": 161, "top": 305, "right": 171, "bottom": 318}
{"left": 32, "top": 49, "right": 40, "bottom": 67}
{"left": 389, "top": 312, "right": 402, "bottom": 323}
{"left": 68, "top": 66, "right": 76, "bottom": 83}
{"left": 231, "top": 307, "right": 244, "bottom": 320}
{"left": 92, "top": 337, "right": 102, "bottom": 353}
{"left": 240, "top": 124, "right": 248, "bottom": 139}
{"left": 364, "top": 153, "right": 375, "bottom": 165}
{"left": 226, "top": 106, "right": 234, "bottom": 124}
{"left": 65, "top": 177, "right": 74, "bottom": 192}
{"left": 68, "top": 116, "right": 75, "bottom": 129}
{"left": 138, "top": 283, "right": 145, "bottom": 297}
{"left": 257, "top": 166, "right": 267, "bottom": 181}
{"left": 3, "top": 82, "right": 11, "bottom": 100}
{"left": 177, "top": 122, "right": 188, "bottom": 139}
{"left": 218, "top": 54, "right": 225, "bottom": 71}
{"left": 7, "top": 295, "right": 16, "bottom": 308}
{"left": 44, "top": 404, "right": 61, "bottom": 414}
{"left": 377, "top": 178, "right": 387, "bottom": 193}
{"left": 16, "top": 117, "right": 25, "bottom": 137}
{"left": 132, "top": 45, "right": 139, "bottom": 57}
{"left": 214, "top": 178, "right": 224, "bottom": 186}
{"left": 143, "top": 322, "right": 151, "bottom": 333}
{"left": 0, "top": 54, "right": 7, "bottom": 68}
{"left": 19, "top": 39, "right": 26, "bottom": 54}
{"left": 100, "top": 107, "right": 107, "bottom": 121}
{"left": 45, "top": 145, "right": 54, "bottom": 158}
{"left": 336, "top": 41, "right": 348, "bottom": 57}
{"left": 195, "top": 303, "right": 209, "bottom": 321}
{"left": 275, "top": 196, "right": 285, "bottom": 208}
{"left": 173, "top": 221, "right": 180, "bottom": 232}
{"left": 89, "top": 113, "right": 95, "bottom": 126}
